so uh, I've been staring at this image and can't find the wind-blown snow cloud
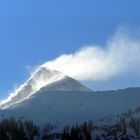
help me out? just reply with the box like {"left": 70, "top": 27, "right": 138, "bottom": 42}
{"left": 0, "top": 27, "right": 140, "bottom": 105}
{"left": 43, "top": 28, "right": 140, "bottom": 81}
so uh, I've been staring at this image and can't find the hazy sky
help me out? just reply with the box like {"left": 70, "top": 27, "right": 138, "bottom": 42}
{"left": 0, "top": 0, "right": 140, "bottom": 99}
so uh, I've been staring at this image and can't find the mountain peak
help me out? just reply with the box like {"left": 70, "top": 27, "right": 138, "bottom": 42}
{"left": 0, "top": 67, "right": 91, "bottom": 109}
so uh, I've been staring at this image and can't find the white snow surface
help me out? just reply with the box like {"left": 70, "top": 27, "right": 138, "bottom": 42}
{"left": 0, "top": 88, "right": 140, "bottom": 127}
{"left": 0, "top": 67, "right": 90, "bottom": 109}
{"left": 0, "top": 67, "right": 140, "bottom": 127}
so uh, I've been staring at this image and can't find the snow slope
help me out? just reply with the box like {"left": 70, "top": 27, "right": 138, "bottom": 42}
{"left": 0, "top": 67, "right": 140, "bottom": 127}
{"left": 0, "top": 67, "right": 90, "bottom": 109}
{"left": 1, "top": 88, "right": 140, "bottom": 126}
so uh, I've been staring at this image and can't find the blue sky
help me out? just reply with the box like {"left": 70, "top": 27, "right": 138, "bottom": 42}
{"left": 0, "top": 0, "right": 140, "bottom": 99}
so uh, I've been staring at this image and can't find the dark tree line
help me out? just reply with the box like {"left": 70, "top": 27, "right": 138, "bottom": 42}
{"left": 1, "top": 116, "right": 140, "bottom": 140}
{"left": 0, "top": 118, "right": 93, "bottom": 140}
{"left": 61, "top": 122, "right": 93, "bottom": 140}
{"left": 0, "top": 117, "right": 39, "bottom": 140}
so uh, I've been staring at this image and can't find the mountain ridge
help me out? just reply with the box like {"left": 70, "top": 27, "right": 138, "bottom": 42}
{"left": 0, "top": 67, "right": 140, "bottom": 127}
{"left": 0, "top": 67, "right": 91, "bottom": 109}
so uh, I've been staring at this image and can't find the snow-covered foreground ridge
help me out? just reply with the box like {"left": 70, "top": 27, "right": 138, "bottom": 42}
{"left": 0, "top": 66, "right": 91, "bottom": 109}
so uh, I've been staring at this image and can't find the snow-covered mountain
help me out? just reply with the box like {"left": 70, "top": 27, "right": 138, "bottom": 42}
{"left": 0, "top": 67, "right": 140, "bottom": 127}
{"left": 0, "top": 67, "right": 90, "bottom": 109}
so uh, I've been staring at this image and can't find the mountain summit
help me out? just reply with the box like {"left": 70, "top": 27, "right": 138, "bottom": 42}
{"left": 0, "top": 67, "right": 91, "bottom": 109}
{"left": 0, "top": 67, "right": 140, "bottom": 126}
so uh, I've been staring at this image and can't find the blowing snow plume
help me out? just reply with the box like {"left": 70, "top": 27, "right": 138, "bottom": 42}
{"left": 0, "top": 67, "right": 67, "bottom": 109}
{"left": 1, "top": 27, "right": 140, "bottom": 108}
{"left": 43, "top": 28, "right": 140, "bottom": 81}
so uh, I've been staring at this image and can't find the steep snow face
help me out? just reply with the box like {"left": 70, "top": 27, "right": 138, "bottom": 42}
{"left": 40, "top": 76, "right": 91, "bottom": 92}
{"left": 0, "top": 67, "right": 91, "bottom": 109}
